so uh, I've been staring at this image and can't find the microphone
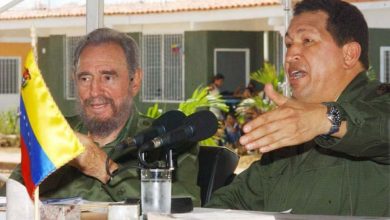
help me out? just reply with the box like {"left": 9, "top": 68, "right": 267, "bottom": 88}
{"left": 119, "top": 110, "right": 186, "bottom": 149}
{"left": 139, "top": 110, "right": 218, "bottom": 152}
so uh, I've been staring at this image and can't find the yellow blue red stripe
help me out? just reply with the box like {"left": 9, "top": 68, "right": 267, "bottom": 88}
{"left": 20, "top": 50, "right": 84, "bottom": 198}
{"left": 20, "top": 98, "right": 56, "bottom": 185}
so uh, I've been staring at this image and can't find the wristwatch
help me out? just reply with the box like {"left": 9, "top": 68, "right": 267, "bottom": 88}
{"left": 322, "top": 102, "right": 343, "bottom": 136}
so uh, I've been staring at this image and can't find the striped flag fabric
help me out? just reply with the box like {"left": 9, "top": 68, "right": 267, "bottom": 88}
{"left": 20, "top": 50, "right": 85, "bottom": 198}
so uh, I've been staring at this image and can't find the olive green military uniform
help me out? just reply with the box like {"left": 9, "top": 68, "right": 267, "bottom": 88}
{"left": 206, "top": 73, "right": 390, "bottom": 216}
{"left": 1, "top": 110, "right": 201, "bottom": 206}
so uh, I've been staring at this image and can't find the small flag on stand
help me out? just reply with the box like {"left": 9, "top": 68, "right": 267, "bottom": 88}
{"left": 20, "top": 50, "right": 85, "bottom": 199}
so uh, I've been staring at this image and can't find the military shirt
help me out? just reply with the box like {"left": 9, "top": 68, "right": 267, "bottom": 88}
{"left": 206, "top": 72, "right": 390, "bottom": 216}
{"left": 2, "top": 109, "right": 201, "bottom": 206}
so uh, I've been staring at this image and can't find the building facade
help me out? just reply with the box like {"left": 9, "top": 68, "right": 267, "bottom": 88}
{"left": 0, "top": 0, "right": 389, "bottom": 114}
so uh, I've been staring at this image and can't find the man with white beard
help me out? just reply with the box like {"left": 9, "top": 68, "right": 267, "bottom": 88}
{"left": 2, "top": 28, "right": 200, "bottom": 205}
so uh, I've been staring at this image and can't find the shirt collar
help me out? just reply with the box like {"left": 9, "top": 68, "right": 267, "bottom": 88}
{"left": 337, "top": 71, "right": 369, "bottom": 103}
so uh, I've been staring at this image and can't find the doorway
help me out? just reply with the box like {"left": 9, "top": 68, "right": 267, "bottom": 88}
{"left": 214, "top": 48, "right": 250, "bottom": 96}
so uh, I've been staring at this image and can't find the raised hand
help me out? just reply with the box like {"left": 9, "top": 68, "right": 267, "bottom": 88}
{"left": 239, "top": 84, "right": 331, "bottom": 153}
{"left": 69, "top": 132, "right": 118, "bottom": 183}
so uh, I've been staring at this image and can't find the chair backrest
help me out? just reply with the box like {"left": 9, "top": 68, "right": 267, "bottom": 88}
{"left": 197, "top": 146, "right": 240, "bottom": 206}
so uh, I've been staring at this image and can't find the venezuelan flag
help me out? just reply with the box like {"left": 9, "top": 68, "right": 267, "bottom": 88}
{"left": 20, "top": 50, "right": 84, "bottom": 198}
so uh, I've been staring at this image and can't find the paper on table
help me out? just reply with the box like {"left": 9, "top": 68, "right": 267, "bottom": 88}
{"left": 0, "top": 197, "right": 6, "bottom": 212}
{"left": 43, "top": 196, "right": 117, "bottom": 213}
{"left": 42, "top": 196, "right": 84, "bottom": 205}
{"left": 81, "top": 201, "right": 113, "bottom": 213}
{"left": 281, "top": 208, "right": 293, "bottom": 214}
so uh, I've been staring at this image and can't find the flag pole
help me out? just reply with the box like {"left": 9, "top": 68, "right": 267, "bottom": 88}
{"left": 34, "top": 187, "right": 40, "bottom": 220}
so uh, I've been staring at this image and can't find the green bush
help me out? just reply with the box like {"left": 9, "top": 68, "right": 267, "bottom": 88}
{"left": 0, "top": 109, "right": 20, "bottom": 135}
{"left": 366, "top": 66, "right": 377, "bottom": 81}
{"left": 236, "top": 62, "right": 285, "bottom": 125}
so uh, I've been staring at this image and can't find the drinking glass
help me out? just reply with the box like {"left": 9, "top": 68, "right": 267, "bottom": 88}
{"left": 140, "top": 169, "right": 172, "bottom": 215}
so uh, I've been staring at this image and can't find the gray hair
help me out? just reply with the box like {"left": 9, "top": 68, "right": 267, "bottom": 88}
{"left": 73, "top": 28, "right": 140, "bottom": 77}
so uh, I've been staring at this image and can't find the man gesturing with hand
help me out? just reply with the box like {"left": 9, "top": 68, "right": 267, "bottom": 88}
{"left": 206, "top": 0, "right": 389, "bottom": 216}
{"left": 241, "top": 84, "right": 345, "bottom": 153}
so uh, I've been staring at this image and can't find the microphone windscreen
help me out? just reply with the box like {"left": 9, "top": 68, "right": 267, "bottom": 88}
{"left": 184, "top": 110, "right": 218, "bottom": 142}
{"left": 153, "top": 110, "right": 186, "bottom": 131}
{"left": 131, "top": 110, "right": 186, "bottom": 147}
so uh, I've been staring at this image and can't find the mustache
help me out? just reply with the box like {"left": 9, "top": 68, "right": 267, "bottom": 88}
{"left": 78, "top": 94, "right": 133, "bottom": 138}
{"left": 84, "top": 96, "right": 115, "bottom": 107}
{"left": 287, "top": 62, "right": 306, "bottom": 74}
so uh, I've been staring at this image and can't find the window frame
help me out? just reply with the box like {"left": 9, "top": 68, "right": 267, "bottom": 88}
{"left": 65, "top": 36, "right": 82, "bottom": 100}
{"left": 0, "top": 56, "right": 21, "bottom": 95}
{"left": 380, "top": 46, "right": 390, "bottom": 83}
{"left": 141, "top": 33, "right": 185, "bottom": 103}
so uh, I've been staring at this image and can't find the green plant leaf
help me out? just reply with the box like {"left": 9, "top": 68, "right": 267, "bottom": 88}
{"left": 250, "top": 62, "right": 284, "bottom": 91}
{"left": 143, "top": 103, "right": 162, "bottom": 119}
{"left": 179, "top": 86, "right": 228, "bottom": 115}
{"left": 199, "top": 138, "right": 218, "bottom": 146}
{"left": 0, "top": 109, "right": 20, "bottom": 135}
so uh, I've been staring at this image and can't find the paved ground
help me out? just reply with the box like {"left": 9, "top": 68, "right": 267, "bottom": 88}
{"left": 0, "top": 148, "right": 20, "bottom": 163}
{"left": 0, "top": 148, "right": 20, "bottom": 180}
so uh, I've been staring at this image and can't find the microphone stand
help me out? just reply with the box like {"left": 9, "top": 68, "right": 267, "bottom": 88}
{"left": 138, "top": 147, "right": 174, "bottom": 216}
{"left": 167, "top": 149, "right": 174, "bottom": 171}
{"left": 137, "top": 147, "right": 175, "bottom": 170}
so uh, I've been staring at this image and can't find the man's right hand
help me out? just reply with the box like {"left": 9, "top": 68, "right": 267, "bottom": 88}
{"left": 239, "top": 84, "right": 336, "bottom": 153}
{"left": 69, "top": 132, "right": 118, "bottom": 183}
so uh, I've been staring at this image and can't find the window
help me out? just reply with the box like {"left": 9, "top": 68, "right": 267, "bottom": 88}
{"left": 142, "top": 34, "right": 184, "bottom": 102}
{"left": 65, "top": 36, "right": 82, "bottom": 100}
{"left": 0, "top": 57, "right": 20, "bottom": 94}
{"left": 380, "top": 46, "right": 390, "bottom": 83}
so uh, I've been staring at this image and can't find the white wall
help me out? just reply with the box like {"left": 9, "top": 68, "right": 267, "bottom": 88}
{"left": 0, "top": 94, "right": 19, "bottom": 113}
{"left": 0, "top": 3, "right": 389, "bottom": 39}
{"left": 364, "top": 8, "right": 390, "bottom": 28}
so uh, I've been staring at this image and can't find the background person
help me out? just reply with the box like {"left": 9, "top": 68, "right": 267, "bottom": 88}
{"left": 208, "top": 73, "right": 225, "bottom": 120}
{"left": 223, "top": 112, "right": 241, "bottom": 149}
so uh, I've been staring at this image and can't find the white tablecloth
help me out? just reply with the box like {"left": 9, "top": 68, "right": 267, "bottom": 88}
{"left": 148, "top": 208, "right": 389, "bottom": 220}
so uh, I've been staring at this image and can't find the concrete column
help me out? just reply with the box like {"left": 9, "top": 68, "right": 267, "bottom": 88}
{"left": 86, "top": 0, "right": 104, "bottom": 34}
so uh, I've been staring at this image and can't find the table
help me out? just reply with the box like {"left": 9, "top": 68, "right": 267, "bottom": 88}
{"left": 2, "top": 200, "right": 389, "bottom": 220}
{"left": 147, "top": 208, "right": 389, "bottom": 220}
